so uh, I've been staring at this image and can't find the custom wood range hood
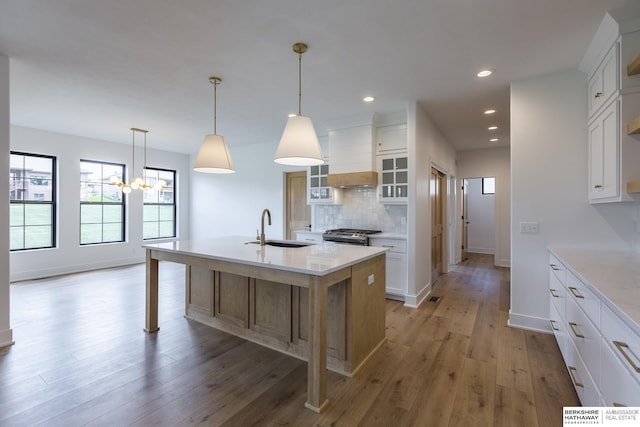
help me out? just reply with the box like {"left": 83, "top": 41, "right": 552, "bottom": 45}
{"left": 326, "top": 171, "right": 378, "bottom": 187}
{"left": 326, "top": 114, "right": 378, "bottom": 188}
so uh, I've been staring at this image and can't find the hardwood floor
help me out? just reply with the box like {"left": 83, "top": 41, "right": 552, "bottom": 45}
{"left": 0, "top": 254, "right": 578, "bottom": 426}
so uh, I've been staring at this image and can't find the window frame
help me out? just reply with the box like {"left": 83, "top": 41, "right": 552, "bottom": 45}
{"left": 10, "top": 151, "right": 57, "bottom": 251}
{"left": 142, "top": 167, "right": 177, "bottom": 240}
{"left": 79, "top": 159, "right": 126, "bottom": 245}
{"left": 482, "top": 177, "right": 496, "bottom": 195}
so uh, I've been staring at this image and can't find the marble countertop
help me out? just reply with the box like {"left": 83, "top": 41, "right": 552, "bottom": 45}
{"left": 549, "top": 247, "right": 640, "bottom": 335}
{"left": 143, "top": 236, "right": 388, "bottom": 276}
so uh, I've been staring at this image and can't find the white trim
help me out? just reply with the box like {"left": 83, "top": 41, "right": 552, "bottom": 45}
{"left": 467, "top": 247, "right": 494, "bottom": 255}
{"left": 495, "top": 258, "right": 511, "bottom": 268}
{"left": 404, "top": 282, "right": 431, "bottom": 308}
{"left": 0, "top": 329, "right": 14, "bottom": 348}
{"left": 507, "top": 310, "right": 552, "bottom": 334}
{"left": 10, "top": 257, "right": 144, "bottom": 283}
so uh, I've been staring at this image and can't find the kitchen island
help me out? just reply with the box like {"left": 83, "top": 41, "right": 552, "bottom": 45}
{"left": 143, "top": 236, "right": 387, "bottom": 413}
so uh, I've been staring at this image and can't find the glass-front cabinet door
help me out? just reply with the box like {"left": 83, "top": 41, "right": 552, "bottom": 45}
{"left": 378, "top": 155, "right": 408, "bottom": 203}
{"left": 308, "top": 163, "right": 340, "bottom": 204}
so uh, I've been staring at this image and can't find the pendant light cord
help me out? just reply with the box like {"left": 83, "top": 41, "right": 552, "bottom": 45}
{"left": 298, "top": 51, "right": 302, "bottom": 116}
{"left": 213, "top": 79, "right": 218, "bottom": 135}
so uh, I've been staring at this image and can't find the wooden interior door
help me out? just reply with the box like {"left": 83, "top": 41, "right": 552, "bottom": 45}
{"left": 431, "top": 167, "right": 445, "bottom": 282}
{"left": 285, "top": 171, "right": 311, "bottom": 240}
{"left": 461, "top": 178, "right": 469, "bottom": 262}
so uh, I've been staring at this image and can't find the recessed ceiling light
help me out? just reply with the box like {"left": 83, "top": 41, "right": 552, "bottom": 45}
{"left": 490, "top": 138, "right": 499, "bottom": 142}
{"left": 484, "top": 109, "right": 496, "bottom": 115}
{"left": 477, "top": 69, "right": 493, "bottom": 78}
{"left": 363, "top": 96, "right": 375, "bottom": 102}
{"left": 488, "top": 126, "right": 498, "bottom": 130}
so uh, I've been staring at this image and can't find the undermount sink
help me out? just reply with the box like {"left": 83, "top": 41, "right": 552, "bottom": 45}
{"left": 246, "top": 240, "right": 315, "bottom": 248}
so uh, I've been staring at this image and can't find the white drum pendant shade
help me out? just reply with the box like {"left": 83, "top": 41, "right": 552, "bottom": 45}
{"left": 193, "top": 134, "right": 235, "bottom": 173}
{"left": 274, "top": 115, "right": 324, "bottom": 166}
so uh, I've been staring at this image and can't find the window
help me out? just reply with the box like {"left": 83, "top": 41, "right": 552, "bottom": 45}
{"left": 10, "top": 152, "right": 56, "bottom": 251}
{"left": 482, "top": 177, "right": 496, "bottom": 195}
{"left": 143, "top": 168, "right": 176, "bottom": 240}
{"left": 80, "top": 160, "right": 125, "bottom": 245}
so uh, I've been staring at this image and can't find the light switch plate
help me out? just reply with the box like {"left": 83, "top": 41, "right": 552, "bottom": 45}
{"left": 520, "top": 221, "right": 540, "bottom": 234}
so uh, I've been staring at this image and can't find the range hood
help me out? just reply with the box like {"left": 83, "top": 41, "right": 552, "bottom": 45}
{"left": 326, "top": 171, "right": 378, "bottom": 188}
{"left": 326, "top": 115, "right": 378, "bottom": 188}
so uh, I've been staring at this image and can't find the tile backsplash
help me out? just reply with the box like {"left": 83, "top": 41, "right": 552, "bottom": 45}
{"left": 313, "top": 187, "right": 407, "bottom": 234}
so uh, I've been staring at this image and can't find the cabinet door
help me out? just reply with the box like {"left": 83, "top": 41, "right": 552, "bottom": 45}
{"left": 376, "top": 124, "right": 407, "bottom": 154}
{"left": 307, "top": 164, "right": 340, "bottom": 204}
{"left": 588, "top": 42, "right": 619, "bottom": 118}
{"left": 589, "top": 101, "right": 619, "bottom": 202}
{"left": 378, "top": 155, "right": 408, "bottom": 203}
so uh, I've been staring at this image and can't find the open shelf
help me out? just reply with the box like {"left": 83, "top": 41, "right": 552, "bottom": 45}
{"left": 629, "top": 53, "right": 640, "bottom": 76}
{"left": 627, "top": 181, "right": 640, "bottom": 194}
{"left": 628, "top": 115, "right": 640, "bottom": 135}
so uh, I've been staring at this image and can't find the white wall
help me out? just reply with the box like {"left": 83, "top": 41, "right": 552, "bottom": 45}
{"left": 190, "top": 141, "right": 303, "bottom": 240}
{"left": 0, "top": 54, "right": 13, "bottom": 348}
{"left": 457, "top": 147, "right": 511, "bottom": 266}
{"left": 9, "top": 126, "right": 191, "bottom": 281}
{"left": 466, "top": 178, "right": 495, "bottom": 254}
{"left": 510, "top": 69, "right": 634, "bottom": 332}
{"left": 407, "top": 101, "right": 457, "bottom": 308}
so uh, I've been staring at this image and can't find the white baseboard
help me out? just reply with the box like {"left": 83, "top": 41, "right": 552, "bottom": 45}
{"left": 10, "top": 257, "right": 145, "bottom": 282}
{"left": 0, "top": 328, "right": 14, "bottom": 348}
{"left": 467, "top": 247, "right": 495, "bottom": 255}
{"left": 507, "top": 310, "right": 552, "bottom": 334}
{"left": 495, "top": 258, "right": 511, "bottom": 268}
{"left": 404, "top": 282, "right": 431, "bottom": 308}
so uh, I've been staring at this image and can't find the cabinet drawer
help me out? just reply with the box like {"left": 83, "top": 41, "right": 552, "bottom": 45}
{"left": 549, "top": 267, "right": 566, "bottom": 320}
{"left": 549, "top": 254, "right": 566, "bottom": 284}
{"left": 550, "top": 299, "right": 568, "bottom": 361}
{"left": 601, "top": 303, "right": 640, "bottom": 385}
{"left": 601, "top": 336, "right": 640, "bottom": 407}
{"left": 566, "top": 295, "right": 600, "bottom": 381}
{"left": 565, "top": 270, "right": 600, "bottom": 328}
{"left": 565, "top": 338, "right": 601, "bottom": 406}
{"left": 370, "top": 238, "right": 407, "bottom": 253}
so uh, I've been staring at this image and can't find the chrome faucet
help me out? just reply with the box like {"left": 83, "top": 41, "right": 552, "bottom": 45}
{"left": 259, "top": 208, "right": 271, "bottom": 246}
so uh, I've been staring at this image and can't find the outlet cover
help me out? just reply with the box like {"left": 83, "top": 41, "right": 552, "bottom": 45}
{"left": 520, "top": 221, "right": 540, "bottom": 234}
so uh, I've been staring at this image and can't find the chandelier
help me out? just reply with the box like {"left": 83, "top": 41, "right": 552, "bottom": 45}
{"left": 110, "top": 128, "right": 165, "bottom": 193}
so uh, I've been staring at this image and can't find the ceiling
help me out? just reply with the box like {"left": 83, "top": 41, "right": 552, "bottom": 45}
{"left": 0, "top": 0, "right": 633, "bottom": 155}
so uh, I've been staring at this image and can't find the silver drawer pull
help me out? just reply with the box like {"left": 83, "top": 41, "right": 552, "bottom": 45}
{"left": 613, "top": 402, "right": 627, "bottom": 407}
{"left": 568, "top": 287, "right": 584, "bottom": 299}
{"left": 381, "top": 245, "right": 395, "bottom": 248}
{"left": 549, "top": 264, "right": 560, "bottom": 271}
{"left": 613, "top": 341, "right": 640, "bottom": 373}
{"left": 550, "top": 320, "right": 560, "bottom": 331}
{"left": 568, "top": 366, "right": 584, "bottom": 387}
{"left": 549, "top": 289, "right": 559, "bottom": 298}
{"left": 568, "top": 322, "right": 585, "bottom": 338}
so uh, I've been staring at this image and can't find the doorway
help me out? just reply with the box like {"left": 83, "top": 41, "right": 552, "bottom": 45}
{"left": 430, "top": 167, "right": 446, "bottom": 283}
{"left": 285, "top": 171, "right": 310, "bottom": 240}
{"left": 461, "top": 177, "right": 496, "bottom": 259}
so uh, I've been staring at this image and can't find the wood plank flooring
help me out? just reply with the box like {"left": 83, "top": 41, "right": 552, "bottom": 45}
{"left": 0, "top": 253, "right": 579, "bottom": 426}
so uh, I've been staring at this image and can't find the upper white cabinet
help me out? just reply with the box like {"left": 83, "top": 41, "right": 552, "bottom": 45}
{"left": 581, "top": 14, "right": 640, "bottom": 203}
{"left": 307, "top": 163, "right": 341, "bottom": 205}
{"left": 588, "top": 42, "right": 619, "bottom": 119}
{"left": 378, "top": 154, "right": 408, "bottom": 203}
{"left": 376, "top": 123, "right": 407, "bottom": 154}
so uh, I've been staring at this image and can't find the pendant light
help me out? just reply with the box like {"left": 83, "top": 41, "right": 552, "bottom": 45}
{"left": 110, "top": 128, "right": 165, "bottom": 193}
{"left": 193, "top": 76, "right": 235, "bottom": 173}
{"left": 274, "top": 42, "right": 324, "bottom": 166}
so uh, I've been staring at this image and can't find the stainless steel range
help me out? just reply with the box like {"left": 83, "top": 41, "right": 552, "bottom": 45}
{"left": 322, "top": 228, "right": 382, "bottom": 246}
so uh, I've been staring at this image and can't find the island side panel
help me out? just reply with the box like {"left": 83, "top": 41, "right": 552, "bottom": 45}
{"left": 144, "top": 250, "right": 160, "bottom": 333}
{"left": 185, "top": 265, "right": 214, "bottom": 317}
{"left": 348, "top": 254, "right": 386, "bottom": 372}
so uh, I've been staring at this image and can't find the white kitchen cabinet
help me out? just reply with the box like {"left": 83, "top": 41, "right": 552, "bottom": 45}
{"left": 376, "top": 123, "right": 407, "bottom": 154}
{"left": 307, "top": 163, "right": 341, "bottom": 205}
{"left": 377, "top": 154, "right": 408, "bottom": 204}
{"left": 583, "top": 20, "right": 640, "bottom": 204}
{"left": 588, "top": 42, "right": 619, "bottom": 119}
{"left": 370, "top": 237, "right": 407, "bottom": 299}
{"left": 548, "top": 250, "right": 640, "bottom": 407}
{"left": 294, "top": 231, "right": 324, "bottom": 243}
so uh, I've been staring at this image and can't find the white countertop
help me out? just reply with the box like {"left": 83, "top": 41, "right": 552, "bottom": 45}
{"left": 549, "top": 247, "right": 640, "bottom": 335}
{"left": 144, "top": 236, "right": 388, "bottom": 276}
